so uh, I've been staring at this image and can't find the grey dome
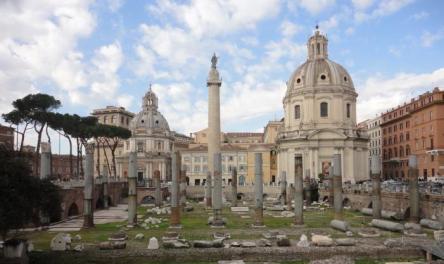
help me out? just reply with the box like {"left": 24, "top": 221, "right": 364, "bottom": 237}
{"left": 130, "top": 88, "right": 170, "bottom": 133}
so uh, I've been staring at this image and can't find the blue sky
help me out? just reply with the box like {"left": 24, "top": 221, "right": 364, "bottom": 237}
{"left": 1, "top": 0, "right": 444, "bottom": 151}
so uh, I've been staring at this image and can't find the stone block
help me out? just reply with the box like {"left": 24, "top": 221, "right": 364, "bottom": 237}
{"left": 240, "top": 241, "right": 256, "bottom": 248}
{"left": 277, "top": 237, "right": 291, "bottom": 247}
{"left": 420, "top": 219, "right": 444, "bottom": 230}
{"left": 335, "top": 238, "right": 355, "bottom": 246}
{"left": 434, "top": 230, "right": 444, "bottom": 242}
{"left": 257, "top": 238, "right": 272, "bottom": 247}
{"left": 50, "top": 233, "right": 71, "bottom": 251}
{"left": 330, "top": 219, "right": 350, "bottom": 232}
{"left": 311, "top": 235, "right": 333, "bottom": 247}
{"left": 147, "top": 237, "right": 159, "bottom": 250}
{"left": 135, "top": 233, "right": 144, "bottom": 240}
{"left": 231, "top": 207, "right": 249, "bottom": 212}
{"left": 371, "top": 219, "right": 403, "bottom": 232}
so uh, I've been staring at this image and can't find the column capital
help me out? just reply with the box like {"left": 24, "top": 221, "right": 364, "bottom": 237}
{"left": 85, "top": 143, "right": 95, "bottom": 154}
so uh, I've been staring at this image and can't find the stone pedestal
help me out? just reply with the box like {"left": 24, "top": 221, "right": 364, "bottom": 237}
{"left": 333, "top": 154, "right": 343, "bottom": 220}
{"left": 40, "top": 142, "right": 51, "bottom": 179}
{"left": 294, "top": 155, "right": 303, "bottom": 225}
{"left": 371, "top": 156, "right": 381, "bottom": 219}
{"left": 127, "top": 152, "right": 137, "bottom": 227}
{"left": 408, "top": 155, "right": 419, "bottom": 223}
{"left": 154, "top": 170, "right": 162, "bottom": 208}
{"left": 280, "top": 171, "right": 287, "bottom": 206}
{"left": 253, "top": 153, "right": 264, "bottom": 227}
{"left": 83, "top": 143, "right": 94, "bottom": 228}
{"left": 231, "top": 167, "right": 238, "bottom": 207}
{"left": 211, "top": 153, "right": 224, "bottom": 226}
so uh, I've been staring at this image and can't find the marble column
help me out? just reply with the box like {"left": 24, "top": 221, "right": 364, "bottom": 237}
{"left": 83, "top": 143, "right": 95, "bottom": 228}
{"left": 207, "top": 54, "right": 222, "bottom": 214}
{"left": 103, "top": 167, "right": 109, "bottom": 209}
{"left": 170, "top": 152, "right": 181, "bottom": 227}
{"left": 154, "top": 170, "right": 162, "bottom": 208}
{"left": 304, "top": 169, "right": 311, "bottom": 205}
{"left": 408, "top": 155, "right": 419, "bottom": 223}
{"left": 231, "top": 167, "right": 238, "bottom": 207}
{"left": 333, "top": 154, "right": 343, "bottom": 220}
{"left": 127, "top": 152, "right": 137, "bottom": 227}
{"left": 328, "top": 166, "right": 334, "bottom": 206}
{"left": 287, "top": 184, "right": 294, "bottom": 211}
{"left": 371, "top": 155, "right": 381, "bottom": 219}
{"left": 205, "top": 171, "right": 212, "bottom": 207}
{"left": 180, "top": 169, "right": 187, "bottom": 209}
{"left": 294, "top": 155, "right": 304, "bottom": 225}
{"left": 254, "top": 153, "right": 264, "bottom": 227}
{"left": 40, "top": 142, "right": 51, "bottom": 179}
{"left": 280, "top": 171, "right": 287, "bottom": 206}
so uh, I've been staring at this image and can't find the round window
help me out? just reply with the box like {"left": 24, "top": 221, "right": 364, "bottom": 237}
{"left": 296, "top": 78, "right": 301, "bottom": 84}
{"left": 141, "top": 120, "right": 144, "bottom": 123}
{"left": 320, "top": 74, "right": 326, "bottom": 80}
{"left": 344, "top": 76, "right": 348, "bottom": 82}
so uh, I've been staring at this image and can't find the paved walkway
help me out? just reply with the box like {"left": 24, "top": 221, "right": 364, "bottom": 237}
{"left": 48, "top": 204, "right": 128, "bottom": 232}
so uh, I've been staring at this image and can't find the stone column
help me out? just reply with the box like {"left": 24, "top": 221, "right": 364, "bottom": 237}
{"left": 170, "top": 152, "right": 181, "bottom": 227}
{"left": 231, "top": 167, "right": 238, "bottom": 207}
{"left": 287, "top": 184, "right": 294, "bottom": 211}
{"left": 154, "top": 170, "right": 162, "bottom": 208}
{"left": 83, "top": 143, "right": 95, "bottom": 228}
{"left": 280, "top": 171, "right": 287, "bottom": 206}
{"left": 127, "top": 152, "right": 137, "bottom": 227}
{"left": 371, "top": 156, "right": 381, "bottom": 219}
{"left": 254, "top": 153, "right": 264, "bottom": 227}
{"left": 333, "top": 154, "right": 343, "bottom": 220}
{"left": 294, "top": 155, "right": 304, "bottom": 225}
{"left": 328, "top": 166, "right": 334, "bottom": 206}
{"left": 211, "top": 152, "right": 224, "bottom": 226}
{"left": 408, "top": 155, "right": 420, "bottom": 223}
{"left": 40, "top": 142, "right": 51, "bottom": 179}
{"left": 103, "top": 168, "right": 109, "bottom": 209}
{"left": 304, "top": 169, "right": 311, "bottom": 205}
{"left": 207, "top": 54, "right": 222, "bottom": 214}
{"left": 205, "top": 171, "right": 212, "bottom": 208}
{"left": 180, "top": 169, "right": 187, "bottom": 209}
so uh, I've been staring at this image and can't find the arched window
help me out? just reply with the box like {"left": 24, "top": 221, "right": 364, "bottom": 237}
{"left": 346, "top": 103, "right": 351, "bottom": 118}
{"left": 320, "top": 102, "right": 328, "bottom": 117}
{"left": 294, "top": 105, "right": 300, "bottom": 119}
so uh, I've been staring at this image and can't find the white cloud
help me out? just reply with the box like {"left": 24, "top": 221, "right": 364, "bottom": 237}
{"left": 388, "top": 46, "right": 401, "bottom": 57}
{"left": 148, "top": 0, "right": 281, "bottom": 37}
{"left": 421, "top": 30, "right": 444, "bottom": 48}
{"left": 352, "top": 0, "right": 374, "bottom": 10}
{"left": 320, "top": 15, "right": 339, "bottom": 31}
{"left": 298, "top": 0, "right": 335, "bottom": 15}
{"left": 117, "top": 94, "right": 134, "bottom": 109}
{"left": 411, "top": 11, "right": 429, "bottom": 20}
{"left": 357, "top": 68, "right": 444, "bottom": 121}
{"left": 280, "top": 20, "right": 303, "bottom": 37}
{"left": 355, "top": 0, "right": 414, "bottom": 22}
{"left": 107, "top": 0, "right": 125, "bottom": 12}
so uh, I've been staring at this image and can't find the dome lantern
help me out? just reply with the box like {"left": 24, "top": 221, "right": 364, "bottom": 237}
{"left": 143, "top": 84, "right": 158, "bottom": 111}
{"left": 307, "top": 25, "right": 328, "bottom": 60}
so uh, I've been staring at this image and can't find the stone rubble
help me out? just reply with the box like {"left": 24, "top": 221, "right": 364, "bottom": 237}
{"left": 297, "top": 234, "right": 310, "bottom": 247}
{"left": 147, "top": 237, "right": 159, "bottom": 250}
{"left": 311, "top": 235, "right": 333, "bottom": 247}
{"left": 50, "top": 233, "right": 71, "bottom": 251}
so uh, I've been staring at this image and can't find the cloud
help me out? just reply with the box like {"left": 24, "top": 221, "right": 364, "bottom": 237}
{"left": 280, "top": 20, "right": 303, "bottom": 37}
{"left": 0, "top": 0, "right": 96, "bottom": 114}
{"left": 352, "top": 0, "right": 375, "bottom": 10}
{"left": 148, "top": 0, "right": 281, "bottom": 37}
{"left": 411, "top": 11, "right": 429, "bottom": 20}
{"left": 421, "top": 30, "right": 444, "bottom": 48}
{"left": 354, "top": 0, "right": 414, "bottom": 22}
{"left": 357, "top": 68, "right": 444, "bottom": 121}
{"left": 107, "top": 0, "right": 125, "bottom": 12}
{"left": 298, "top": 0, "right": 335, "bottom": 15}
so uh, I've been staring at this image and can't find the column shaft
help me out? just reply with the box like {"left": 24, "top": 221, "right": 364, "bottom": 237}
{"left": 127, "top": 152, "right": 137, "bottom": 227}
{"left": 280, "top": 171, "right": 287, "bottom": 206}
{"left": 231, "top": 167, "right": 238, "bottom": 207}
{"left": 333, "top": 154, "right": 343, "bottom": 220}
{"left": 83, "top": 143, "right": 95, "bottom": 228}
{"left": 254, "top": 153, "right": 264, "bottom": 226}
{"left": 294, "top": 155, "right": 304, "bottom": 225}
{"left": 409, "top": 155, "right": 419, "bottom": 223}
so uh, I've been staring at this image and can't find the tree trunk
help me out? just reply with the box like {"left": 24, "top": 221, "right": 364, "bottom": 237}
{"left": 76, "top": 138, "right": 80, "bottom": 179}
{"left": 102, "top": 142, "right": 112, "bottom": 177}
{"left": 63, "top": 133, "right": 73, "bottom": 179}
{"left": 96, "top": 139, "right": 101, "bottom": 177}
{"left": 34, "top": 122, "right": 45, "bottom": 176}
{"left": 46, "top": 125, "right": 52, "bottom": 178}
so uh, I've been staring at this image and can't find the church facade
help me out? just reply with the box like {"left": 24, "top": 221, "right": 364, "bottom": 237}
{"left": 277, "top": 28, "right": 369, "bottom": 184}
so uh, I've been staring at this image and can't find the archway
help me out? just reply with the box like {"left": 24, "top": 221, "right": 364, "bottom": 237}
{"left": 141, "top": 195, "right": 156, "bottom": 204}
{"left": 343, "top": 197, "right": 350, "bottom": 207}
{"left": 96, "top": 198, "right": 104, "bottom": 209}
{"left": 237, "top": 193, "right": 245, "bottom": 201}
{"left": 368, "top": 201, "right": 373, "bottom": 208}
{"left": 67, "top": 203, "right": 79, "bottom": 217}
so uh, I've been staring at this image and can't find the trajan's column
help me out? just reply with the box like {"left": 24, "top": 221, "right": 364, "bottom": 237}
{"left": 207, "top": 53, "right": 223, "bottom": 225}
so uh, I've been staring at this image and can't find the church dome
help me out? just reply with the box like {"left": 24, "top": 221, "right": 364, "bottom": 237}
{"left": 130, "top": 87, "right": 170, "bottom": 133}
{"left": 285, "top": 29, "right": 354, "bottom": 99}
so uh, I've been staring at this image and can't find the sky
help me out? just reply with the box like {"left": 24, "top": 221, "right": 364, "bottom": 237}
{"left": 1, "top": 0, "right": 444, "bottom": 153}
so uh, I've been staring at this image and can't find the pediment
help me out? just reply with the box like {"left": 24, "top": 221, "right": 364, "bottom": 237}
{"left": 306, "top": 129, "right": 347, "bottom": 140}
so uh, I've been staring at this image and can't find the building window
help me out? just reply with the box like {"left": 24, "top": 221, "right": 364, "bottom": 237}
{"left": 194, "top": 165, "right": 200, "bottom": 172}
{"left": 111, "top": 115, "right": 116, "bottom": 124}
{"left": 121, "top": 116, "right": 124, "bottom": 124}
{"left": 320, "top": 102, "right": 328, "bottom": 117}
{"left": 194, "top": 156, "right": 200, "bottom": 162}
{"left": 294, "top": 105, "right": 300, "bottom": 119}
{"left": 346, "top": 103, "right": 351, "bottom": 118}
{"left": 137, "top": 142, "right": 144, "bottom": 152}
